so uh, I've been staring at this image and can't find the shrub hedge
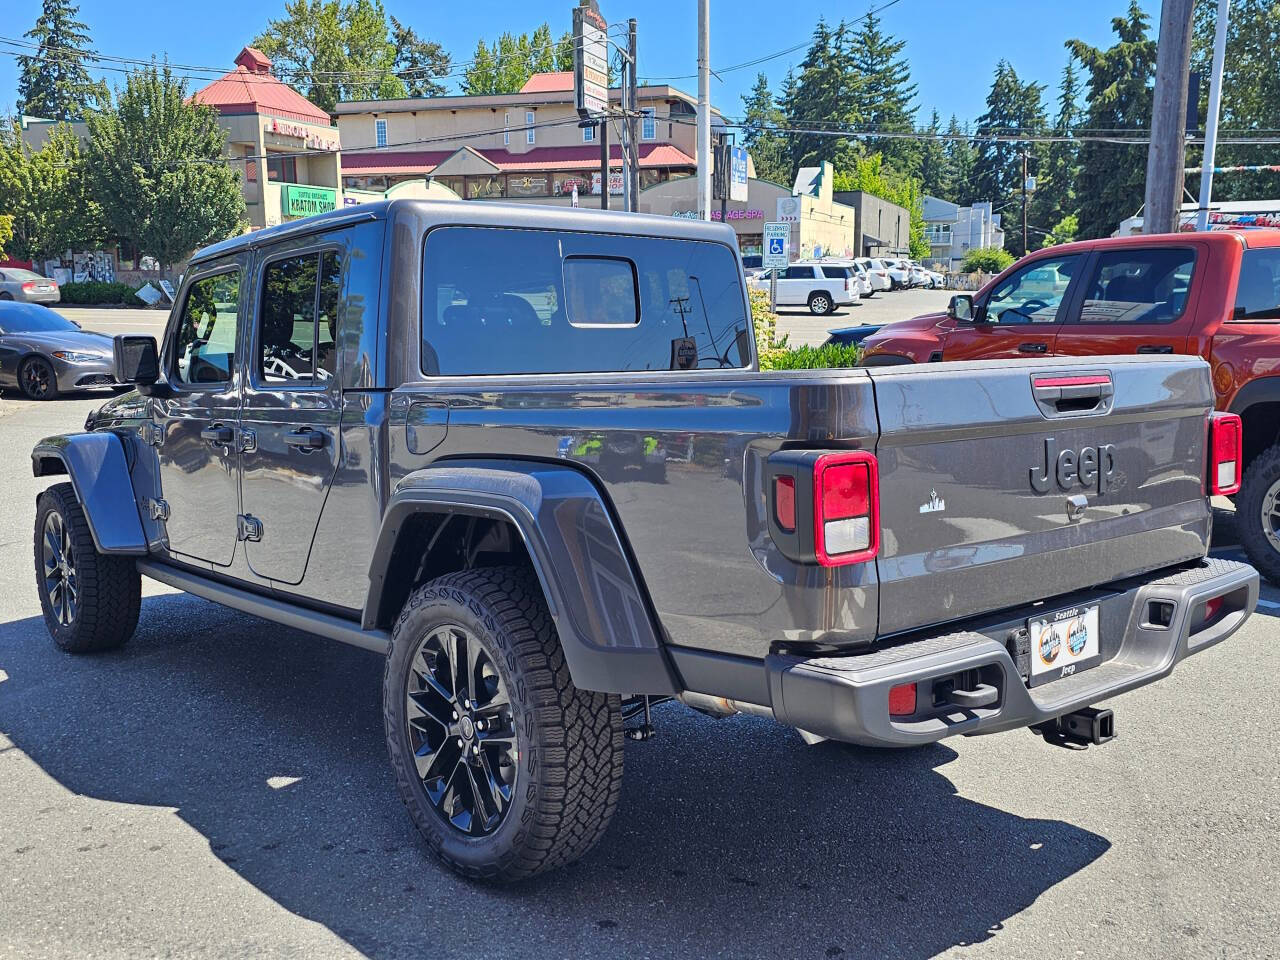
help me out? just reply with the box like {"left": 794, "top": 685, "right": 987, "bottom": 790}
{"left": 758, "top": 342, "right": 863, "bottom": 370}
{"left": 58, "top": 281, "right": 140, "bottom": 305}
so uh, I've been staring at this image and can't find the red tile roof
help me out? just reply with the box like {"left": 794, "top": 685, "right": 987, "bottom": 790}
{"left": 519, "top": 72, "right": 574, "bottom": 94}
{"left": 193, "top": 47, "right": 333, "bottom": 126}
{"left": 342, "top": 142, "right": 696, "bottom": 176}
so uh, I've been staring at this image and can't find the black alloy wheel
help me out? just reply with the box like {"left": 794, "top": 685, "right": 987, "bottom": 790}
{"left": 20, "top": 356, "right": 56, "bottom": 400}
{"left": 403, "top": 623, "right": 518, "bottom": 837}
{"left": 40, "top": 510, "right": 78, "bottom": 627}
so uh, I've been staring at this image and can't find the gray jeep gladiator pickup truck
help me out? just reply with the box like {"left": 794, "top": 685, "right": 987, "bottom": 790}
{"left": 30, "top": 200, "right": 1258, "bottom": 881}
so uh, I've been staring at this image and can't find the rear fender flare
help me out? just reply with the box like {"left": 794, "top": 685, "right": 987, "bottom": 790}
{"left": 365, "top": 459, "right": 679, "bottom": 696}
{"left": 1227, "top": 377, "right": 1280, "bottom": 465}
{"left": 31, "top": 432, "right": 147, "bottom": 555}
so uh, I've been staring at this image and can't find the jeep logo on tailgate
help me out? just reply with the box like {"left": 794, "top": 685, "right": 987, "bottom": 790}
{"left": 1030, "top": 437, "right": 1116, "bottom": 495}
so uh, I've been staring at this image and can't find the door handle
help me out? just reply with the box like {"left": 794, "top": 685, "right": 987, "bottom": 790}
{"left": 200, "top": 424, "right": 234, "bottom": 445}
{"left": 284, "top": 428, "right": 326, "bottom": 450}
{"left": 1136, "top": 344, "right": 1174, "bottom": 354}
{"left": 1018, "top": 342, "right": 1048, "bottom": 353}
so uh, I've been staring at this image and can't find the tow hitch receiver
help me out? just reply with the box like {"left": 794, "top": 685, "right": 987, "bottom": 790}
{"left": 1033, "top": 706, "right": 1116, "bottom": 749}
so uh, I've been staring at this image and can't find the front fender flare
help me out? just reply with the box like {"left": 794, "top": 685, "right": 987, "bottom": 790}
{"left": 31, "top": 432, "right": 147, "bottom": 555}
{"left": 366, "top": 460, "right": 679, "bottom": 696}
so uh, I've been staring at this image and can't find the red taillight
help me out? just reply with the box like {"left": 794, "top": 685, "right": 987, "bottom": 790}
{"left": 22, "top": 281, "right": 36, "bottom": 291}
{"left": 1209, "top": 412, "right": 1242, "bottom": 495}
{"left": 813, "top": 451, "right": 879, "bottom": 566}
{"left": 888, "top": 682, "right": 917, "bottom": 717}
{"left": 773, "top": 475, "right": 796, "bottom": 532}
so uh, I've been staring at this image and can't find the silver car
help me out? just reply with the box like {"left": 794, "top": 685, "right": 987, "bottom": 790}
{"left": 0, "top": 268, "right": 61, "bottom": 304}
{"left": 0, "top": 302, "right": 116, "bottom": 399}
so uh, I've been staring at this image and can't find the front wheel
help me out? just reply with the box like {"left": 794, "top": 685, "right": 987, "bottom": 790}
{"left": 34, "top": 482, "right": 141, "bottom": 652}
{"left": 383, "top": 567, "right": 624, "bottom": 881}
{"left": 20, "top": 355, "right": 58, "bottom": 400}
{"left": 1236, "top": 444, "right": 1280, "bottom": 584}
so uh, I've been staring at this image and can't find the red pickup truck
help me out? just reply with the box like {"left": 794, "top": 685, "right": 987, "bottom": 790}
{"left": 860, "top": 230, "right": 1280, "bottom": 581}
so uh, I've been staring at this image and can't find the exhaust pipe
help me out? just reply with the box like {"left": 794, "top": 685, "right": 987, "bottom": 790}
{"left": 1034, "top": 706, "right": 1116, "bottom": 748}
{"left": 679, "top": 691, "right": 775, "bottom": 720}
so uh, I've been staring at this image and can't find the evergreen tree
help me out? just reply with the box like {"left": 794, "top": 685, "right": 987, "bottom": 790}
{"left": 972, "top": 60, "right": 1047, "bottom": 254}
{"left": 783, "top": 19, "right": 859, "bottom": 177}
{"left": 849, "top": 9, "right": 919, "bottom": 177}
{"left": 16, "top": 0, "right": 107, "bottom": 120}
{"left": 86, "top": 65, "right": 245, "bottom": 269}
{"left": 942, "top": 115, "right": 976, "bottom": 204}
{"left": 741, "top": 73, "right": 791, "bottom": 186}
{"left": 390, "top": 15, "right": 451, "bottom": 98}
{"left": 461, "top": 23, "right": 575, "bottom": 95}
{"left": 1030, "top": 57, "right": 1082, "bottom": 245}
{"left": 917, "top": 109, "right": 948, "bottom": 197}
{"left": 1068, "top": 1, "right": 1157, "bottom": 239}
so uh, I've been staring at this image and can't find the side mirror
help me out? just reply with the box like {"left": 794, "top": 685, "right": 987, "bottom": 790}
{"left": 948, "top": 294, "right": 975, "bottom": 322}
{"left": 113, "top": 334, "right": 159, "bottom": 385}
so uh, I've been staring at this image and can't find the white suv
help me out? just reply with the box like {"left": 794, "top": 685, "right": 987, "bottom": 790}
{"left": 857, "top": 257, "right": 891, "bottom": 294}
{"left": 748, "top": 260, "right": 858, "bottom": 314}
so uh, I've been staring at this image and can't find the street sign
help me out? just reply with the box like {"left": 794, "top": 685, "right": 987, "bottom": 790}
{"left": 776, "top": 196, "right": 800, "bottom": 223}
{"left": 763, "top": 222, "right": 790, "bottom": 270}
{"left": 730, "top": 146, "right": 749, "bottom": 202}
{"left": 573, "top": 1, "right": 609, "bottom": 119}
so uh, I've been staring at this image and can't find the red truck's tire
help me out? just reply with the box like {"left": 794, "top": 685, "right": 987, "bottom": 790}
{"left": 383, "top": 566, "right": 625, "bottom": 881}
{"left": 1236, "top": 444, "right": 1280, "bottom": 584}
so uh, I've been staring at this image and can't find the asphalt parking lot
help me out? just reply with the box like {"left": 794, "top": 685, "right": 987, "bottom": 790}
{"left": 1, "top": 306, "right": 1277, "bottom": 959}
{"left": 773, "top": 287, "right": 952, "bottom": 346}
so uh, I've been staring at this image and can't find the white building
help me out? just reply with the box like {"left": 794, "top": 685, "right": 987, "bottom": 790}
{"left": 1116, "top": 199, "right": 1280, "bottom": 236}
{"left": 922, "top": 196, "right": 1004, "bottom": 269}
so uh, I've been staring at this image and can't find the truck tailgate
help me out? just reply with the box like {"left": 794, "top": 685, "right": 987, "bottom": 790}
{"left": 866, "top": 356, "right": 1213, "bottom": 637}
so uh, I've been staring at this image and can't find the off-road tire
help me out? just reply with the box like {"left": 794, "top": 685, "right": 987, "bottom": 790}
{"left": 1235, "top": 443, "right": 1280, "bottom": 585}
{"left": 34, "top": 482, "right": 141, "bottom": 652}
{"left": 808, "top": 292, "right": 833, "bottom": 315}
{"left": 383, "top": 566, "right": 624, "bottom": 881}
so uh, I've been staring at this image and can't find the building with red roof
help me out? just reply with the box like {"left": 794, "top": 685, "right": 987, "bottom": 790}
{"left": 193, "top": 47, "right": 344, "bottom": 230}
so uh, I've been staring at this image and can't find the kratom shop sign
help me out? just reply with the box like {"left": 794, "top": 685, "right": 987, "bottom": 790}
{"left": 283, "top": 185, "right": 338, "bottom": 218}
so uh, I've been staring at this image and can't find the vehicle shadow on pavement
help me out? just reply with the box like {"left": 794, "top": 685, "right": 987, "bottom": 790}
{"left": 0, "top": 593, "right": 1110, "bottom": 959}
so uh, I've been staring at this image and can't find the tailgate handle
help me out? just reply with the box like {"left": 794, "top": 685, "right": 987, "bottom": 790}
{"left": 1032, "top": 373, "right": 1114, "bottom": 418}
{"left": 1137, "top": 344, "right": 1174, "bottom": 354}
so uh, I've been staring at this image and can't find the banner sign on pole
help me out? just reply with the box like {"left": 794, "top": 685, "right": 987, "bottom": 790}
{"left": 573, "top": 1, "right": 609, "bottom": 119}
{"left": 730, "top": 146, "right": 749, "bottom": 202}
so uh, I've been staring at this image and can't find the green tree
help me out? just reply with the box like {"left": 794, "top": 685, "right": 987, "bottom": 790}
{"left": 740, "top": 72, "right": 791, "bottom": 185}
{"left": 782, "top": 19, "right": 859, "bottom": 175}
{"left": 849, "top": 8, "right": 919, "bottom": 177}
{"left": 941, "top": 115, "right": 976, "bottom": 203}
{"left": 16, "top": 0, "right": 108, "bottom": 120}
{"left": 1030, "top": 56, "right": 1082, "bottom": 238}
{"left": 831, "top": 153, "right": 929, "bottom": 258}
{"left": 972, "top": 60, "right": 1047, "bottom": 254}
{"left": 461, "top": 23, "right": 574, "bottom": 95}
{"left": 0, "top": 214, "right": 13, "bottom": 259}
{"left": 917, "top": 110, "right": 948, "bottom": 197}
{"left": 1189, "top": 0, "right": 1280, "bottom": 203}
{"left": 389, "top": 15, "right": 451, "bottom": 98}
{"left": 0, "top": 121, "right": 103, "bottom": 264}
{"left": 1068, "top": 1, "right": 1157, "bottom": 239}
{"left": 85, "top": 65, "right": 245, "bottom": 269}
{"left": 253, "top": 0, "right": 416, "bottom": 113}
{"left": 961, "top": 246, "right": 1015, "bottom": 272}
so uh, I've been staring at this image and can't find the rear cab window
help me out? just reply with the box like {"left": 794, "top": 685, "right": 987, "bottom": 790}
{"left": 1076, "top": 248, "right": 1196, "bottom": 324}
{"left": 420, "top": 227, "right": 750, "bottom": 375}
{"left": 1232, "top": 249, "right": 1280, "bottom": 321}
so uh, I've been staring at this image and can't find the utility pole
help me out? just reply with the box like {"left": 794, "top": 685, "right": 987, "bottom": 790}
{"left": 628, "top": 18, "right": 640, "bottom": 213}
{"left": 696, "top": 0, "right": 711, "bottom": 221}
{"left": 1021, "top": 149, "right": 1029, "bottom": 258}
{"left": 599, "top": 117, "right": 608, "bottom": 210}
{"left": 1144, "top": 0, "right": 1196, "bottom": 235}
{"left": 1196, "top": 0, "right": 1231, "bottom": 231}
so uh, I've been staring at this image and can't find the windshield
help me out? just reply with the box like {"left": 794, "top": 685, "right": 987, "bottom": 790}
{"left": 0, "top": 307, "right": 78, "bottom": 334}
{"left": 1, "top": 269, "right": 47, "bottom": 282}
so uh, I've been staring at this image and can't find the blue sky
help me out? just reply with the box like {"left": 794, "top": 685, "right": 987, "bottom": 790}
{"left": 3, "top": 0, "right": 1160, "bottom": 125}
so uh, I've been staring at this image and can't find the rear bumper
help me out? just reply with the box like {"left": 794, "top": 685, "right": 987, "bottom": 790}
{"left": 762, "top": 558, "right": 1257, "bottom": 747}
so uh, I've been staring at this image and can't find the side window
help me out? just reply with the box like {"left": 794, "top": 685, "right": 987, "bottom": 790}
{"left": 258, "top": 250, "right": 341, "bottom": 385}
{"left": 784, "top": 266, "right": 814, "bottom": 280}
{"left": 172, "top": 270, "right": 241, "bottom": 385}
{"left": 1233, "top": 249, "right": 1280, "bottom": 321}
{"left": 1078, "top": 248, "right": 1196, "bottom": 324}
{"left": 820, "top": 266, "right": 849, "bottom": 280}
{"left": 420, "top": 227, "right": 749, "bottom": 375}
{"left": 983, "top": 254, "right": 1081, "bottom": 324}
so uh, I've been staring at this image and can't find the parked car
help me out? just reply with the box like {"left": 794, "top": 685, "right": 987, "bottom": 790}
{"left": 747, "top": 259, "right": 857, "bottom": 314}
{"left": 881, "top": 258, "right": 913, "bottom": 290}
{"left": 31, "top": 201, "right": 1257, "bottom": 885}
{"left": 857, "top": 257, "right": 892, "bottom": 294}
{"left": 0, "top": 267, "right": 61, "bottom": 304}
{"left": 818, "top": 258, "right": 872, "bottom": 298}
{"left": 860, "top": 229, "right": 1280, "bottom": 583}
{"left": 0, "top": 301, "right": 116, "bottom": 399}
{"left": 740, "top": 253, "right": 764, "bottom": 279}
